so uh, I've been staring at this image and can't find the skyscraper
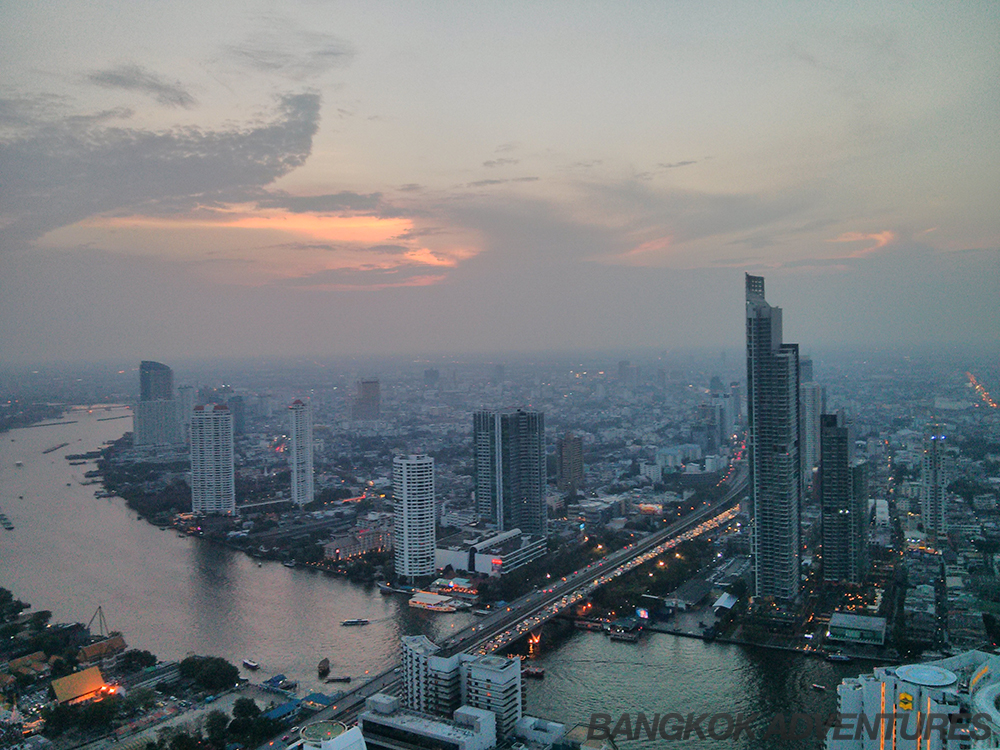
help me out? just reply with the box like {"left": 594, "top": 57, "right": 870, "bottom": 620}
{"left": 474, "top": 410, "right": 546, "bottom": 534}
{"left": 190, "top": 404, "right": 235, "bottom": 515}
{"left": 176, "top": 385, "right": 195, "bottom": 443}
{"left": 921, "top": 432, "right": 950, "bottom": 543}
{"left": 352, "top": 379, "right": 381, "bottom": 420}
{"left": 289, "top": 400, "right": 314, "bottom": 507}
{"left": 140, "top": 360, "right": 173, "bottom": 400}
{"left": 393, "top": 454, "right": 436, "bottom": 579}
{"left": 745, "top": 274, "right": 801, "bottom": 600}
{"left": 135, "top": 360, "right": 180, "bottom": 446}
{"left": 556, "top": 432, "right": 584, "bottom": 495}
{"left": 820, "top": 412, "right": 868, "bottom": 584}
{"left": 801, "top": 381, "right": 826, "bottom": 485}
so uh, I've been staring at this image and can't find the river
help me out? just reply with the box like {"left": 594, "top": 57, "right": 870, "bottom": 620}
{"left": 1, "top": 407, "right": 868, "bottom": 748}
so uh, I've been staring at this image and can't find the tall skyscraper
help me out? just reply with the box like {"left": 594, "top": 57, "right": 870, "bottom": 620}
{"left": 473, "top": 410, "right": 546, "bottom": 534}
{"left": 176, "top": 385, "right": 195, "bottom": 443}
{"left": 289, "top": 400, "right": 314, "bottom": 507}
{"left": 921, "top": 432, "right": 950, "bottom": 543}
{"left": 135, "top": 360, "right": 180, "bottom": 446}
{"left": 801, "top": 381, "right": 826, "bottom": 485}
{"left": 556, "top": 432, "right": 584, "bottom": 495}
{"left": 352, "top": 379, "right": 381, "bottom": 420}
{"left": 745, "top": 274, "right": 801, "bottom": 600}
{"left": 820, "top": 412, "right": 868, "bottom": 584}
{"left": 226, "top": 395, "right": 246, "bottom": 435}
{"left": 393, "top": 454, "right": 436, "bottom": 579}
{"left": 190, "top": 404, "right": 235, "bottom": 515}
{"left": 140, "top": 360, "right": 173, "bottom": 400}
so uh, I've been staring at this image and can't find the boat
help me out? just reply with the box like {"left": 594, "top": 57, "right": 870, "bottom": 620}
{"left": 826, "top": 652, "right": 852, "bottom": 663}
{"left": 812, "top": 684, "right": 826, "bottom": 691}
{"left": 341, "top": 619, "right": 370, "bottom": 626}
{"left": 522, "top": 666, "right": 545, "bottom": 679}
{"left": 283, "top": 561, "right": 296, "bottom": 568}
{"left": 318, "top": 658, "right": 330, "bottom": 677}
{"left": 278, "top": 679, "right": 298, "bottom": 691}
{"left": 243, "top": 659, "right": 260, "bottom": 670}
{"left": 0, "top": 515, "right": 14, "bottom": 531}
{"left": 14, "top": 461, "right": 23, "bottom": 467}
{"left": 472, "top": 609, "right": 492, "bottom": 616}
{"left": 326, "top": 676, "right": 351, "bottom": 683}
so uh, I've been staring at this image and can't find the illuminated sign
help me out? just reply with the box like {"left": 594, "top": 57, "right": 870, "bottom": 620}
{"left": 636, "top": 608, "right": 649, "bottom": 620}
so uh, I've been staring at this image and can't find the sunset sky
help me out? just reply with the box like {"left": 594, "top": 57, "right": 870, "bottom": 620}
{"left": 2, "top": 1, "right": 998, "bottom": 364}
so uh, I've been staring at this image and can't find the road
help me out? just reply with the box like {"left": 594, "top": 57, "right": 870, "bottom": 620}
{"left": 304, "top": 461, "right": 748, "bottom": 727}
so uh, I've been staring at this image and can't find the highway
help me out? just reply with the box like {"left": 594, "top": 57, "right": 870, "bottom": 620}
{"left": 299, "top": 463, "right": 748, "bottom": 727}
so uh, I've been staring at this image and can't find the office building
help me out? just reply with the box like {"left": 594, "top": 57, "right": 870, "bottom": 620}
{"left": 394, "top": 455, "right": 436, "bottom": 579}
{"left": 353, "top": 379, "right": 381, "bottom": 420}
{"left": 462, "top": 655, "right": 522, "bottom": 738}
{"left": 190, "top": 404, "right": 235, "bottom": 515}
{"left": 555, "top": 432, "right": 584, "bottom": 495}
{"left": 821, "top": 412, "right": 868, "bottom": 584}
{"left": 176, "top": 385, "right": 195, "bottom": 442}
{"left": 140, "top": 360, "right": 173, "bottom": 401}
{"left": 360, "top": 695, "right": 495, "bottom": 750}
{"left": 921, "top": 432, "right": 950, "bottom": 543}
{"left": 801, "top": 381, "right": 825, "bottom": 486}
{"left": 745, "top": 274, "right": 801, "bottom": 601}
{"left": 134, "top": 360, "right": 180, "bottom": 446}
{"left": 227, "top": 395, "right": 246, "bottom": 435}
{"left": 399, "top": 636, "right": 522, "bottom": 739}
{"left": 289, "top": 400, "right": 314, "bottom": 507}
{"left": 473, "top": 409, "right": 546, "bottom": 534}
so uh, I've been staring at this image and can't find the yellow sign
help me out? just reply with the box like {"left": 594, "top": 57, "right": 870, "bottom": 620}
{"left": 898, "top": 692, "right": 913, "bottom": 711}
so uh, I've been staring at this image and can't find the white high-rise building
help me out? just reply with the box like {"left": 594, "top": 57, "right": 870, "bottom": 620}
{"left": 394, "top": 455, "right": 436, "bottom": 578}
{"left": 190, "top": 404, "right": 235, "bottom": 515}
{"left": 289, "top": 400, "right": 314, "bottom": 507}
{"left": 921, "top": 432, "right": 950, "bottom": 543}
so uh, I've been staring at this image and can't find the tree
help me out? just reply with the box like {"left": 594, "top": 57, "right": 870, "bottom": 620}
{"left": 120, "top": 649, "right": 158, "bottom": 673}
{"left": 232, "top": 697, "right": 260, "bottom": 721}
{"left": 179, "top": 656, "right": 239, "bottom": 691}
{"left": 204, "top": 710, "right": 230, "bottom": 749}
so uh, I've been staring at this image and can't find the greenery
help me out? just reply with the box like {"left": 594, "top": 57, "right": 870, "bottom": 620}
{"left": 178, "top": 656, "right": 240, "bottom": 691}
{"left": 119, "top": 649, "right": 158, "bottom": 673}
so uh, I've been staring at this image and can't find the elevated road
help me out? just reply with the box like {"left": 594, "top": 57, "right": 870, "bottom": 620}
{"left": 304, "top": 463, "right": 748, "bottom": 726}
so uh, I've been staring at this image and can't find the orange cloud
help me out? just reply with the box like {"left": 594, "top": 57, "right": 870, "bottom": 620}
{"left": 91, "top": 211, "right": 413, "bottom": 244}
{"left": 827, "top": 230, "right": 896, "bottom": 257}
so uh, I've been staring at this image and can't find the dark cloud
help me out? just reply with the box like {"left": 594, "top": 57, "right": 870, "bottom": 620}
{"left": 657, "top": 160, "right": 697, "bottom": 169}
{"left": 483, "top": 158, "right": 519, "bottom": 168}
{"left": 87, "top": 65, "right": 196, "bottom": 108}
{"left": 257, "top": 191, "right": 382, "bottom": 213}
{"left": 494, "top": 142, "right": 517, "bottom": 153}
{"left": 226, "top": 28, "right": 355, "bottom": 80}
{"left": 467, "top": 176, "right": 539, "bottom": 188}
{"left": 0, "top": 93, "right": 321, "bottom": 249}
{"left": 273, "top": 264, "right": 444, "bottom": 289}
{"left": 398, "top": 184, "right": 423, "bottom": 192}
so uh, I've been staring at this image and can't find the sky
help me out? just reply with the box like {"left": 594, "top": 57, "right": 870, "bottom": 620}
{"left": 1, "top": 1, "right": 998, "bottom": 365}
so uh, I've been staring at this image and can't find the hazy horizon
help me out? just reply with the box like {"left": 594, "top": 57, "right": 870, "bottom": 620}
{"left": 2, "top": 2, "right": 998, "bottom": 366}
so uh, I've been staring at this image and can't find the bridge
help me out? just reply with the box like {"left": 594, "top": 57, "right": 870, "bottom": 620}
{"left": 302, "top": 462, "right": 748, "bottom": 725}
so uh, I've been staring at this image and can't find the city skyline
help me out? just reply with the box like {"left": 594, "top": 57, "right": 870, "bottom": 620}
{"left": 1, "top": 2, "right": 998, "bottom": 365}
